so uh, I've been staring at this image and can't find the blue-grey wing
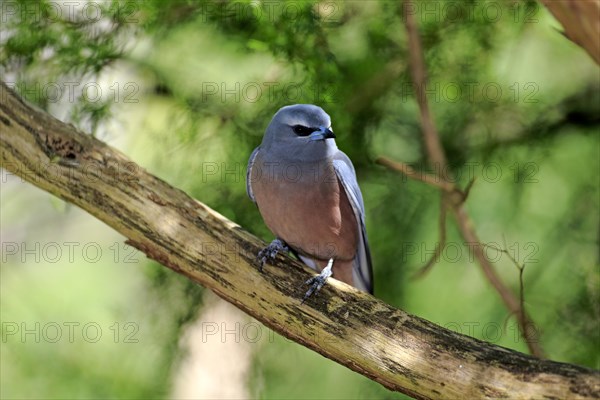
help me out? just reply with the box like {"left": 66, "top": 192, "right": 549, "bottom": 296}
{"left": 332, "top": 152, "right": 373, "bottom": 294}
{"left": 246, "top": 146, "right": 260, "bottom": 202}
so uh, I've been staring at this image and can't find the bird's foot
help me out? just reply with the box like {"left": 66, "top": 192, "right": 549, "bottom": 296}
{"left": 257, "top": 238, "right": 289, "bottom": 271}
{"left": 302, "top": 258, "right": 333, "bottom": 303}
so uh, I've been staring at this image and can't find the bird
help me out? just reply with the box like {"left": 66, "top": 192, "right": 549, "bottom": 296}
{"left": 246, "top": 104, "right": 373, "bottom": 301}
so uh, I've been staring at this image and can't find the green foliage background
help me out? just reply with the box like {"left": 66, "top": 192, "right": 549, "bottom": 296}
{"left": 1, "top": 1, "right": 598, "bottom": 398}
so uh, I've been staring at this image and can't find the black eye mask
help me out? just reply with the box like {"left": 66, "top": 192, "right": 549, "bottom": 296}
{"left": 292, "top": 125, "right": 317, "bottom": 136}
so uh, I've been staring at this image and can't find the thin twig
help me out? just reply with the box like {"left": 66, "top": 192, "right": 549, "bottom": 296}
{"left": 454, "top": 195, "right": 544, "bottom": 357}
{"left": 484, "top": 237, "right": 531, "bottom": 343}
{"left": 376, "top": 156, "right": 455, "bottom": 192}
{"left": 462, "top": 176, "right": 476, "bottom": 200}
{"left": 403, "top": 3, "right": 447, "bottom": 175}
{"left": 401, "top": 0, "right": 544, "bottom": 358}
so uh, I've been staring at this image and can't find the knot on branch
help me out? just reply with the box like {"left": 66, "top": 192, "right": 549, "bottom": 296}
{"left": 446, "top": 176, "right": 476, "bottom": 207}
{"left": 43, "top": 132, "right": 84, "bottom": 165}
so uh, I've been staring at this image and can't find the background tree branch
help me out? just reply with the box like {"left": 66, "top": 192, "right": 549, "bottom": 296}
{"left": 1, "top": 82, "right": 599, "bottom": 399}
{"left": 540, "top": 0, "right": 600, "bottom": 65}
{"left": 395, "top": 2, "right": 545, "bottom": 358}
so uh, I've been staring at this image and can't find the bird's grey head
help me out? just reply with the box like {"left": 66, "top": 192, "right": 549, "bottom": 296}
{"left": 261, "top": 104, "right": 337, "bottom": 162}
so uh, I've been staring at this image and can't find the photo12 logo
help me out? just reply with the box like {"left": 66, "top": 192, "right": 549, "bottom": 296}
{"left": 400, "top": 82, "right": 540, "bottom": 104}
{"left": 1, "top": 321, "right": 140, "bottom": 344}
{"left": 397, "top": 161, "right": 540, "bottom": 185}
{"left": 401, "top": 241, "right": 539, "bottom": 265}
{"left": 1, "top": 241, "right": 141, "bottom": 265}
{"left": 0, "top": 1, "right": 139, "bottom": 24}
{"left": 440, "top": 321, "right": 541, "bottom": 344}
{"left": 200, "top": 81, "right": 338, "bottom": 104}
{"left": 196, "top": 1, "right": 341, "bottom": 24}
{"left": 0, "top": 240, "right": 247, "bottom": 266}
{"left": 4, "top": 81, "right": 140, "bottom": 105}
{"left": 402, "top": 1, "right": 539, "bottom": 24}
{"left": 199, "top": 320, "right": 339, "bottom": 345}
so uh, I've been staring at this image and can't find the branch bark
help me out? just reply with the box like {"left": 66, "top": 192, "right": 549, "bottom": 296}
{"left": 1, "top": 81, "right": 598, "bottom": 399}
{"left": 540, "top": 0, "right": 600, "bottom": 65}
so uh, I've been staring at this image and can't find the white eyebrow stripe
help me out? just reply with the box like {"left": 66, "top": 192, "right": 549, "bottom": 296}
{"left": 282, "top": 116, "right": 331, "bottom": 128}
{"left": 285, "top": 118, "right": 311, "bottom": 126}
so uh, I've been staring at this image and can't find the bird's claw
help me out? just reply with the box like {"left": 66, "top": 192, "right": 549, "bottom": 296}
{"left": 257, "top": 239, "right": 289, "bottom": 271}
{"left": 302, "top": 259, "right": 333, "bottom": 303}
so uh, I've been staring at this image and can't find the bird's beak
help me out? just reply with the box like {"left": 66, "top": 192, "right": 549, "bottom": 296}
{"left": 308, "top": 127, "right": 336, "bottom": 141}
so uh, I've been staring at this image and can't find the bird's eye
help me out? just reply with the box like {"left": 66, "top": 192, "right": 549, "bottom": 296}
{"left": 292, "top": 125, "right": 314, "bottom": 136}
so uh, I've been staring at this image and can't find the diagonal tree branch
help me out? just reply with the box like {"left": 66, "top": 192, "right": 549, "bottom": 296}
{"left": 401, "top": 1, "right": 545, "bottom": 358}
{"left": 1, "top": 81, "right": 598, "bottom": 399}
{"left": 540, "top": 0, "right": 600, "bottom": 65}
{"left": 376, "top": 157, "right": 454, "bottom": 192}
